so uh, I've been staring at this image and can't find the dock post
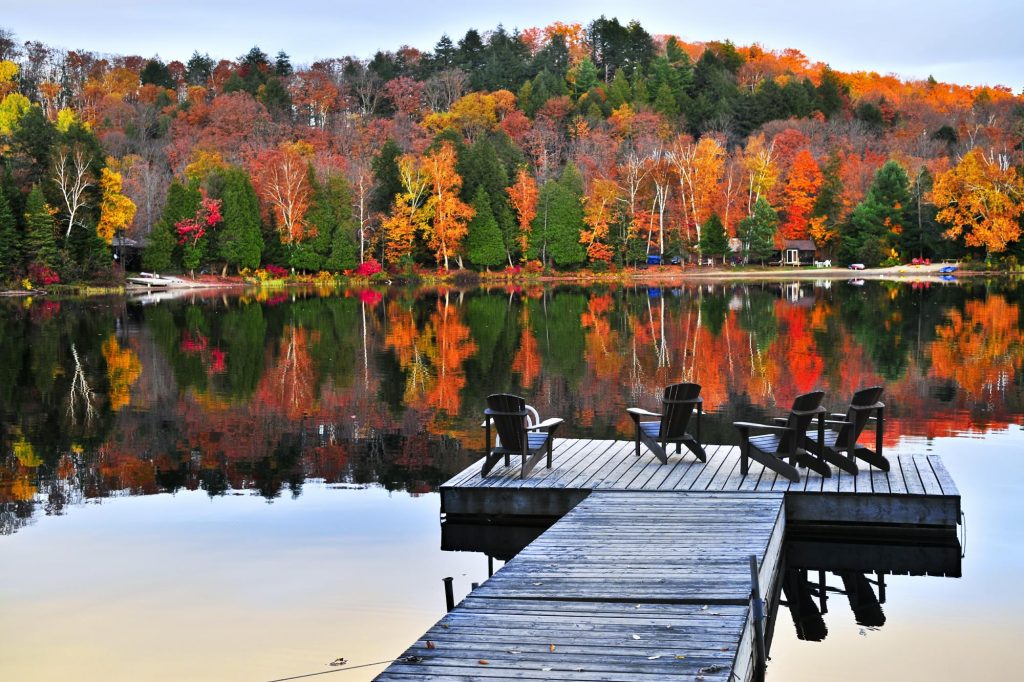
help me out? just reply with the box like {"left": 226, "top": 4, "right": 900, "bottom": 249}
{"left": 442, "top": 577, "right": 454, "bottom": 612}
{"left": 749, "top": 554, "right": 767, "bottom": 679}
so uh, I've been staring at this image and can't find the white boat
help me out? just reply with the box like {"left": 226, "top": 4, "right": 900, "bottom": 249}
{"left": 126, "top": 272, "right": 187, "bottom": 288}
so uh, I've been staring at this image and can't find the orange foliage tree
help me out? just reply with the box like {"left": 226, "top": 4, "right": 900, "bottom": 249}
{"left": 252, "top": 141, "right": 315, "bottom": 245}
{"left": 780, "top": 149, "right": 822, "bottom": 241}
{"left": 932, "top": 148, "right": 1024, "bottom": 256}
{"left": 506, "top": 167, "right": 539, "bottom": 260}
{"left": 422, "top": 141, "right": 474, "bottom": 269}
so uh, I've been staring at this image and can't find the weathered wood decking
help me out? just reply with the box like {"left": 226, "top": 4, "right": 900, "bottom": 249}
{"left": 377, "top": 491, "right": 785, "bottom": 681}
{"left": 378, "top": 440, "right": 961, "bottom": 680}
{"left": 441, "top": 441, "right": 960, "bottom": 527}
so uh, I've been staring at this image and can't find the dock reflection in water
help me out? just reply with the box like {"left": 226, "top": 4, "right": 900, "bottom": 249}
{"left": 440, "top": 516, "right": 963, "bottom": 674}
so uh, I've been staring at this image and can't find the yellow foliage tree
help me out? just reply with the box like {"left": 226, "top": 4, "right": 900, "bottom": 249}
{"left": 185, "top": 149, "right": 228, "bottom": 180}
{"left": 580, "top": 177, "right": 620, "bottom": 262}
{"left": 97, "top": 167, "right": 137, "bottom": 244}
{"left": 933, "top": 148, "right": 1024, "bottom": 256}
{"left": 102, "top": 336, "right": 142, "bottom": 410}
{"left": 0, "top": 60, "right": 18, "bottom": 97}
{"left": 55, "top": 108, "right": 80, "bottom": 132}
{"left": 383, "top": 153, "right": 430, "bottom": 265}
{"left": 0, "top": 92, "right": 31, "bottom": 136}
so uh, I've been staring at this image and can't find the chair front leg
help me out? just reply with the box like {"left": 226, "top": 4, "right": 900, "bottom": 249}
{"left": 876, "top": 406, "right": 884, "bottom": 458}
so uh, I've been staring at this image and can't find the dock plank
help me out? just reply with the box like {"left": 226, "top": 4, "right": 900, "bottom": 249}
{"left": 380, "top": 491, "right": 783, "bottom": 681}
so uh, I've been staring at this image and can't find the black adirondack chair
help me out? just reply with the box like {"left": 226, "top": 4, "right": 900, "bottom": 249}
{"left": 734, "top": 390, "right": 830, "bottom": 483}
{"left": 805, "top": 386, "right": 888, "bottom": 473}
{"left": 481, "top": 394, "right": 563, "bottom": 479}
{"left": 626, "top": 383, "right": 706, "bottom": 464}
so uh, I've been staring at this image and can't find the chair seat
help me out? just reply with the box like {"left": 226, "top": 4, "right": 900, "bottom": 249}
{"left": 494, "top": 431, "right": 551, "bottom": 454}
{"left": 638, "top": 421, "right": 661, "bottom": 438}
{"left": 805, "top": 429, "right": 843, "bottom": 449}
{"left": 749, "top": 434, "right": 784, "bottom": 451}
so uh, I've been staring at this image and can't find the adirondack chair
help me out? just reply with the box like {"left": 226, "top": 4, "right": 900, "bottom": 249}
{"left": 734, "top": 390, "right": 830, "bottom": 483}
{"left": 626, "top": 383, "right": 706, "bottom": 464}
{"left": 481, "top": 394, "right": 563, "bottom": 479}
{"left": 805, "top": 386, "right": 888, "bottom": 473}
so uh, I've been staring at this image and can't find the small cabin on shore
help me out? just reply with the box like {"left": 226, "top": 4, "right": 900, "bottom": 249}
{"left": 777, "top": 239, "right": 818, "bottom": 266}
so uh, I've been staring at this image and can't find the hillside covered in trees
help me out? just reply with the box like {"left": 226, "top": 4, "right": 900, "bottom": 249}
{"left": 1, "top": 17, "right": 1023, "bottom": 285}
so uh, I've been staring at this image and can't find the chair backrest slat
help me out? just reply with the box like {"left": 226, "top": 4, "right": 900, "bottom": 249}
{"left": 840, "top": 386, "right": 884, "bottom": 443}
{"left": 780, "top": 391, "right": 825, "bottom": 452}
{"left": 487, "top": 393, "right": 528, "bottom": 452}
{"left": 659, "top": 383, "right": 701, "bottom": 440}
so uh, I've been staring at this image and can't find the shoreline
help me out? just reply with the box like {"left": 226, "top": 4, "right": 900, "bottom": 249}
{"left": 2, "top": 264, "right": 1013, "bottom": 298}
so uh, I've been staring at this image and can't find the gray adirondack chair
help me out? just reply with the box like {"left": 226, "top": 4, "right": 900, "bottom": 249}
{"left": 626, "top": 383, "right": 706, "bottom": 464}
{"left": 481, "top": 394, "right": 563, "bottom": 479}
{"left": 734, "top": 390, "right": 830, "bottom": 483}
{"left": 805, "top": 386, "right": 888, "bottom": 473}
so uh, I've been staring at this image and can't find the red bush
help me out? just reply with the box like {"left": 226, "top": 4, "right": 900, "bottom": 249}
{"left": 264, "top": 264, "right": 288, "bottom": 278}
{"left": 28, "top": 263, "right": 60, "bottom": 286}
{"left": 354, "top": 259, "right": 382, "bottom": 276}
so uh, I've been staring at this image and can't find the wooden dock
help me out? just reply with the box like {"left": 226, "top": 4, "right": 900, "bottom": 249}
{"left": 377, "top": 440, "right": 961, "bottom": 680}
{"left": 377, "top": 491, "right": 784, "bottom": 681}
{"left": 441, "top": 441, "right": 960, "bottom": 528}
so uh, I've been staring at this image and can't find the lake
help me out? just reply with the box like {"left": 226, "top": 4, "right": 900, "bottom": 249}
{"left": 1, "top": 278, "right": 1022, "bottom": 681}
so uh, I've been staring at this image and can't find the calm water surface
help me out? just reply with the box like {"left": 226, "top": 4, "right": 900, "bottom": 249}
{"left": 1, "top": 279, "right": 1022, "bottom": 680}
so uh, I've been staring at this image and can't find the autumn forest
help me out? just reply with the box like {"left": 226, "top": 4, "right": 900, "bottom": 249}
{"left": 1, "top": 18, "right": 1024, "bottom": 287}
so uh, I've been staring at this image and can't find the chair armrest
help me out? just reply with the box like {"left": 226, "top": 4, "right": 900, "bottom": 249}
{"left": 733, "top": 422, "right": 793, "bottom": 433}
{"left": 849, "top": 401, "right": 885, "bottom": 412}
{"left": 823, "top": 419, "right": 852, "bottom": 426}
{"left": 790, "top": 406, "right": 827, "bottom": 417}
{"left": 772, "top": 417, "right": 788, "bottom": 425}
{"left": 627, "top": 407, "right": 661, "bottom": 418}
{"left": 528, "top": 417, "right": 564, "bottom": 431}
{"left": 484, "top": 407, "right": 528, "bottom": 418}
{"left": 829, "top": 413, "right": 847, "bottom": 419}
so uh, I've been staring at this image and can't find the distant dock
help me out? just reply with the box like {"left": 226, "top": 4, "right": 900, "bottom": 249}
{"left": 377, "top": 441, "right": 960, "bottom": 680}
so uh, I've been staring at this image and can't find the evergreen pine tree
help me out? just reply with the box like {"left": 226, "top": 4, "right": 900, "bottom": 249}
{"left": 546, "top": 163, "right": 587, "bottom": 268}
{"left": 0, "top": 184, "right": 21, "bottom": 281}
{"left": 308, "top": 173, "right": 358, "bottom": 272}
{"left": 698, "top": 213, "right": 730, "bottom": 264}
{"left": 23, "top": 185, "right": 58, "bottom": 269}
{"left": 840, "top": 160, "right": 912, "bottom": 266}
{"left": 465, "top": 187, "right": 506, "bottom": 270}
{"left": 370, "top": 138, "right": 402, "bottom": 214}
{"left": 143, "top": 180, "right": 200, "bottom": 272}
{"left": 738, "top": 198, "right": 779, "bottom": 264}
{"left": 460, "top": 137, "right": 516, "bottom": 262}
{"left": 218, "top": 167, "right": 263, "bottom": 273}
{"left": 606, "top": 69, "right": 632, "bottom": 109}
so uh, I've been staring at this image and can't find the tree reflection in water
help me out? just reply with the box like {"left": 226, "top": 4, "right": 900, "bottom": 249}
{"left": 1, "top": 279, "right": 1022, "bottom": 534}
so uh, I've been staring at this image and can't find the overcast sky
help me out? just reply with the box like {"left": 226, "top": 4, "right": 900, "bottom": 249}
{"left": 4, "top": 0, "right": 1022, "bottom": 91}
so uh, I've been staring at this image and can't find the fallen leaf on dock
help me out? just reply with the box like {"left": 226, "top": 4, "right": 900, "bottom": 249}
{"left": 631, "top": 634, "right": 641, "bottom": 640}
{"left": 675, "top": 655, "right": 687, "bottom": 660}
{"left": 549, "top": 643, "right": 556, "bottom": 652}
{"left": 647, "top": 655, "right": 662, "bottom": 660}
{"left": 328, "top": 658, "right": 347, "bottom": 667}
{"left": 507, "top": 649, "right": 520, "bottom": 654}
{"left": 699, "top": 664, "right": 729, "bottom": 673}
{"left": 425, "top": 641, "right": 435, "bottom": 650}
{"left": 478, "top": 659, "right": 489, "bottom": 665}
{"left": 541, "top": 667, "right": 552, "bottom": 672}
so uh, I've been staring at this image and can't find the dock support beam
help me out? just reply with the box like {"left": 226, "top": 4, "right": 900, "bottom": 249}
{"left": 442, "top": 576, "right": 454, "bottom": 612}
{"left": 750, "top": 554, "right": 767, "bottom": 680}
